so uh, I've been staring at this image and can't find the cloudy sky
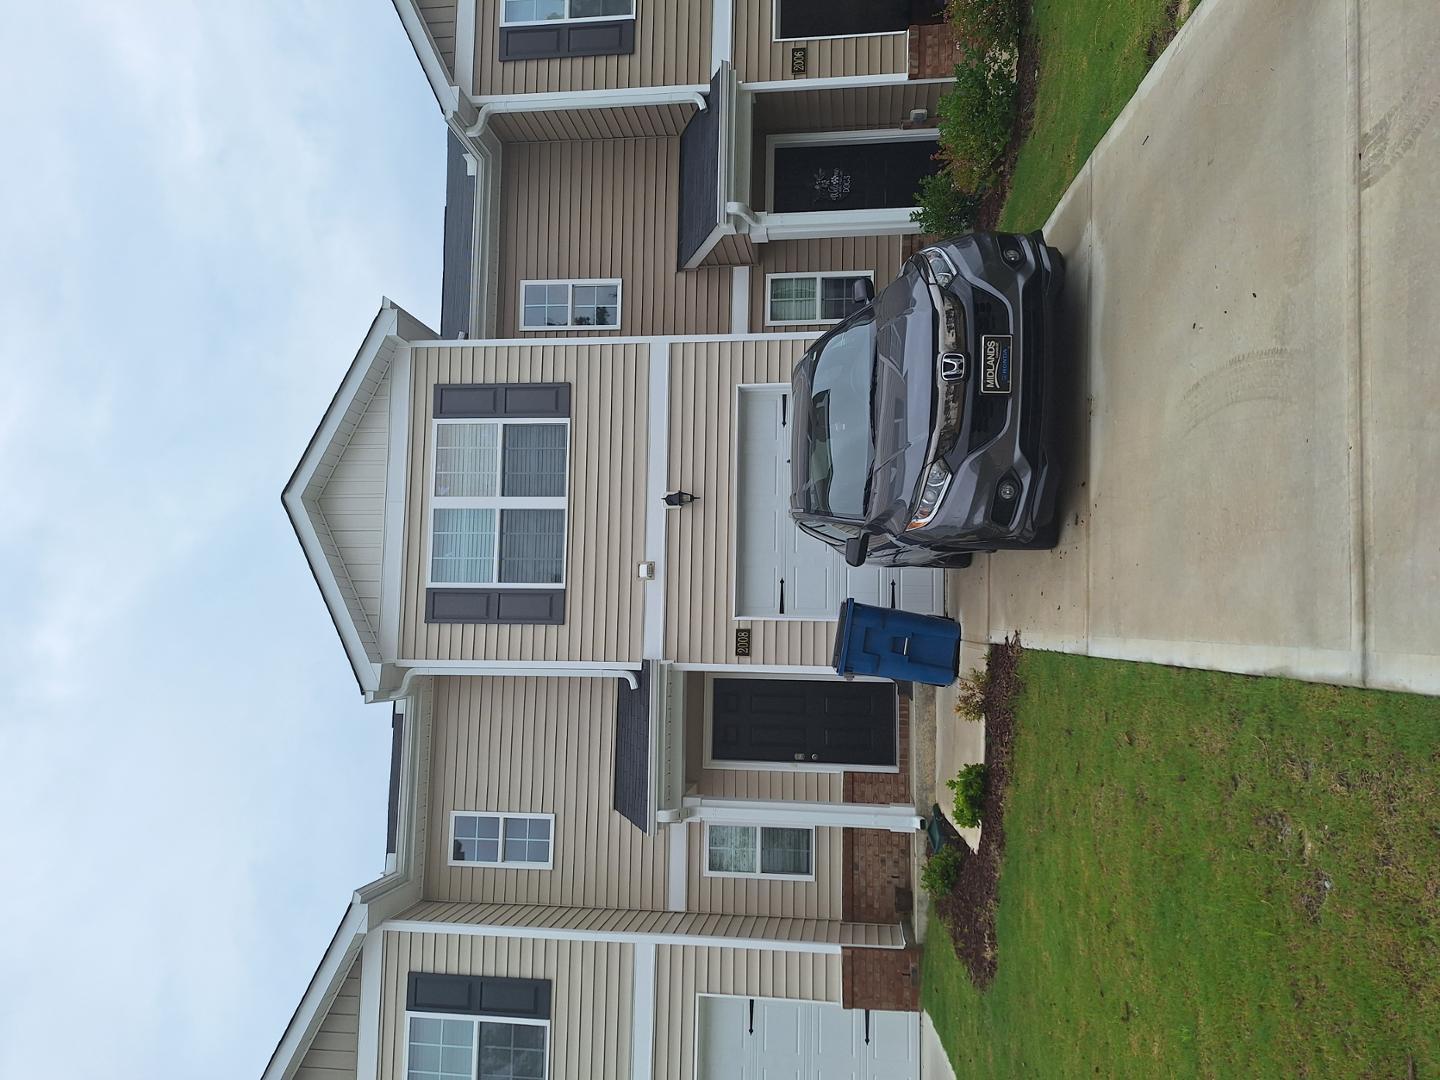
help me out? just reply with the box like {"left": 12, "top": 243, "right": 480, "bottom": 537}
{"left": 0, "top": 2, "right": 440, "bottom": 1075}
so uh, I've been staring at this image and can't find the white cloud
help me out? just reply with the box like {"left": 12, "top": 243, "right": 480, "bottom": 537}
{"left": 0, "top": 2, "right": 442, "bottom": 1075}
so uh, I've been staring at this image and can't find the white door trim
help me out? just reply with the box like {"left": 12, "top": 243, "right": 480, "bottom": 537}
{"left": 632, "top": 941, "right": 657, "bottom": 1080}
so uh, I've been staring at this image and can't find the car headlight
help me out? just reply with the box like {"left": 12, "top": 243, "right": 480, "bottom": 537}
{"left": 907, "top": 461, "right": 953, "bottom": 531}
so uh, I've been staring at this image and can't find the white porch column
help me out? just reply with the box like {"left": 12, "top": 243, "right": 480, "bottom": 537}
{"left": 681, "top": 796, "right": 922, "bottom": 833}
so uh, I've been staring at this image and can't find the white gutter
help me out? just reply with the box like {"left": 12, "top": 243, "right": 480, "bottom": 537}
{"left": 370, "top": 662, "right": 641, "bottom": 702}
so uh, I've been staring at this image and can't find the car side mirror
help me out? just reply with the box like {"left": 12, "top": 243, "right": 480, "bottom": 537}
{"left": 852, "top": 278, "right": 876, "bottom": 305}
{"left": 844, "top": 533, "right": 870, "bottom": 567}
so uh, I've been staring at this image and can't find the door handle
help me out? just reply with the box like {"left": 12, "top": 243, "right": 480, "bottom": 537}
{"left": 811, "top": 754, "right": 819, "bottom": 761}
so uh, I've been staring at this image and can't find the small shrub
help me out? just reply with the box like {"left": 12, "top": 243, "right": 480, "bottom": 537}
{"left": 947, "top": 763, "right": 988, "bottom": 828}
{"left": 947, "top": 0, "right": 1022, "bottom": 58}
{"left": 937, "top": 52, "right": 1018, "bottom": 193}
{"left": 911, "top": 172, "right": 981, "bottom": 236}
{"left": 953, "top": 668, "right": 990, "bottom": 722}
{"left": 921, "top": 844, "right": 965, "bottom": 897}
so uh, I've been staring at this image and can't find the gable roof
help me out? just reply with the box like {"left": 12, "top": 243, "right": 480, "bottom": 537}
{"left": 283, "top": 300, "right": 435, "bottom": 693}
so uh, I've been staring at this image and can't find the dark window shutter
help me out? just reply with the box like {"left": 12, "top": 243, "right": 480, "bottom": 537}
{"left": 408, "top": 973, "right": 482, "bottom": 1013}
{"left": 499, "top": 20, "right": 635, "bottom": 61}
{"left": 407, "top": 974, "right": 552, "bottom": 1019}
{"left": 434, "top": 383, "right": 571, "bottom": 420}
{"left": 426, "top": 588, "right": 566, "bottom": 625}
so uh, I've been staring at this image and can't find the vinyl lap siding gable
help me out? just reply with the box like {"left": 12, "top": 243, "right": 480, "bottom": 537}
{"left": 318, "top": 371, "right": 391, "bottom": 636}
{"left": 419, "top": 0, "right": 458, "bottom": 73}
{"left": 295, "top": 954, "right": 362, "bottom": 1079}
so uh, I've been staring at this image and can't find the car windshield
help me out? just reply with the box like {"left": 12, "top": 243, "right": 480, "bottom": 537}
{"left": 799, "top": 312, "right": 876, "bottom": 519}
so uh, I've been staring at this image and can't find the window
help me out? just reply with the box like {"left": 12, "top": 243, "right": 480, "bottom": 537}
{"left": 407, "top": 1015, "right": 549, "bottom": 1080}
{"left": 519, "top": 279, "right": 621, "bottom": 329}
{"left": 765, "top": 272, "right": 873, "bottom": 326}
{"left": 705, "top": 824, "right": 815, "bottom": 879}
{"left": 429, "top": 420, "right": 568, "bottom": 589}
{"left": 502, "top": 0, "right": 633, "bottom": 25}
{"left": 450, "top": 812, "right": 555, "bottom": 868}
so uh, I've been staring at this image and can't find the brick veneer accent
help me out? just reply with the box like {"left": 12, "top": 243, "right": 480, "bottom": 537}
{"left": 909, "top": 22, "right": 964, "bottom": 80}
{"left": 842, "top": 946, "right": 923, "bottom": 1012}
{"left": 843, "top": 828, "right": 914, "bottom": 923}
{"left": 844, "top": 693, "right": 912, "bottom": 805}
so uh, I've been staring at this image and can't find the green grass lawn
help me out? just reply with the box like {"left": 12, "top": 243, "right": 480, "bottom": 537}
{"left": 924, "top": 652, "right": 1440, "bottom": 1077}
{"left": 996, "top": 0, "right": 1195, "bottom": 231}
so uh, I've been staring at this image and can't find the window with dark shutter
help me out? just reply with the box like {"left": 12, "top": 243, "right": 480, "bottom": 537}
{"left": 426, "top": 384, "right": 571, "bottom": 625}
{"left": 497, "top": 0, "right": 636, "bottom": 61}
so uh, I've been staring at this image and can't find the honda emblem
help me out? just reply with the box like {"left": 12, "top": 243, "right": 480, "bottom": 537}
{"left": 940, "top": 352, "right": 967, "bottom": 382}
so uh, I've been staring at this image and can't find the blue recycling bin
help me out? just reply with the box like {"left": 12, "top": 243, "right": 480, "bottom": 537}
{"left": 831, "top": 598, "right": 963, "bottom": 686}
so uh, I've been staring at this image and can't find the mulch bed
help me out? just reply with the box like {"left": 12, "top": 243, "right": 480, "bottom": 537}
{"left": 974, "top": 21, "right": 1043, "bottom": 231}
{"left": 933, "top": 634, "right": 1025, "bottom": 988}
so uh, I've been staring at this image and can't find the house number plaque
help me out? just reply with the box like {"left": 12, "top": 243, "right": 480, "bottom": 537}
{"left": 790, "top": 47, "right": 808, "bottom": 74}
{"left": 735, "top": 628, "right": 752, "bottom": 657}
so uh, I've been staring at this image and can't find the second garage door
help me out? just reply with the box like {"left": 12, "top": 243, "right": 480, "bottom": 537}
{"left": 735, "top": 386, "right": 943, "bottom": 620}
{"left": 697, "top": 996, "right": 919, "bottom": 1080}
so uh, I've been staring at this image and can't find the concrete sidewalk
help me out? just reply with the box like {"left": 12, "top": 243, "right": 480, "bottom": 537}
{"left": 953, "top": 0, "right": 1440, "bottom": 695}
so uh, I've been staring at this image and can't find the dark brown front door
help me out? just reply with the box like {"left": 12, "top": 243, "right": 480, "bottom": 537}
{"left": 775, "top": 0, "right": 944, "bottom": 38}
{"left": 771, "top": 138, "right": 941, "bottom": 214}
{"left": 710, "top": 678, "right": 897, "bottom": 767}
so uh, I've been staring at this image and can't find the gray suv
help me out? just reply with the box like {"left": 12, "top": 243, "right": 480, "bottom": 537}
{"left": 789, "top": 231, "right": 1065, "bottom": 569}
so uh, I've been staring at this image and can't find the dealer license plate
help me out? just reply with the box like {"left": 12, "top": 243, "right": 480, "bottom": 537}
{"left": 980, "top": 334, "right": 1013, "bottom": 394}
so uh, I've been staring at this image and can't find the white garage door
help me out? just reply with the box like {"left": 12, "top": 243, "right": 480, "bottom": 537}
{"left": 697, "top": 996, "right": 920, "bottom": 1080}
{"left": 736, "top": 386, "right": 943, "bottom": 620}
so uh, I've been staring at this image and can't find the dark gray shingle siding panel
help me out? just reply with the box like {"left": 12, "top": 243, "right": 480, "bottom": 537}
{"left": 613, "top": 661, "right": 652, "bottom": 833}
{"left": 677, "top": 71, "right": 723, "bottom": 268}
{"left": 441, "top": 130, "right": 475, "bottom": 339}
{"left": 386, "top": 706, "right": 404, "bottom": 856}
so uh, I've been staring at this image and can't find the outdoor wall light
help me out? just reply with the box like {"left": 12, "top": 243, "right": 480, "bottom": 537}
{"left": 663, "top": 490, "right": 698, "bottom": 508}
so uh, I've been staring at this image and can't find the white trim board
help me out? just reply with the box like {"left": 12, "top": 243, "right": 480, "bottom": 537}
{"left": 631, "top": 942, "right": 658, "bottom": 1080}
{"left": 380, "top": 918, "right": 851, "bottom": 954}
{"left": 643, "top": 341, "right": 673, "bottom": 660}
{"left": 742, "top": 74, "right": 955, "bottom": 92}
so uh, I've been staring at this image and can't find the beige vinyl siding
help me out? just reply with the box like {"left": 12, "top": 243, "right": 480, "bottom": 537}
{"left": 424, "top": 676, "right": 668, "bottom": 909}
{"left": 751, "top": 80, "right": 953, "bottom": 133}
{"left": 654, "top": 947, "right": 843, "bottom": 1080}
{"left": 400, "top": 344, "right": 647, "bottom": 663}
{"left": 687, "top": 821, "right": 844, "bottom": 918}
{"left": 472, "top": 0, "right": 711, "bottom": 95}
{"left": 318, "top": 369, "right": 391, "bottom": 632}
{"left": 498, "top": 139, "right": 730, "bottom": 338}
{"left": 420, "top": 0, "right": 457, "bottom": 72}
{"left": 295, "top": 954, "right": 362, "bottom": 1079}
{"left": 683, "top": 673, "right": 844, "bottom": 800}
{"left": 378, "top": 930, "right": 632, "bottom": 1080}
{"left": 488, "top": 103, "right": 696, "bottom": 142}
{"left": 753, "top": 237, "right": 903, "bottom": 332}
{"left": 734, "top": 7, "right": 909, "bottom": 83}
{"left": 665, "top": 337, "right": 840, "bottom": 667}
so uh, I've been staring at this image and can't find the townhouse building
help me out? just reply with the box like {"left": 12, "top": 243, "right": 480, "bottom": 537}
{"left": 267, "top": 2, "right": 957, "bottom": 1077}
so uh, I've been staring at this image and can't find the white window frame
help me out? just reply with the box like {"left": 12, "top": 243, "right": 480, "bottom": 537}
{"left": 517, "top": 278, "right": 624, "bottom": 331}
{"left": 448, "top": 811, "right": 557, "bottom": 870}
{"left": 770, "top": 0, "right": 912, "bottom": 42}
{"left": 426, "top": 417, "right": 571, "bottom": 591}
{"left": 500, "top": 0, "right": 635, "bottom": 27}
{"left": 403, "top": 1011, "right": 551, "bottom": 1080}
{"left": 702, "top": 822, "right": 816, "bottom": 882}
{"left": 764, "top": 270, "right": 874, "bottom": 327}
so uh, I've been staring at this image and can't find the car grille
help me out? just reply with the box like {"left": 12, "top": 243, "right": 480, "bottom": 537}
{"left": 966, "top": 290, "right": 1013, "bottom": 451}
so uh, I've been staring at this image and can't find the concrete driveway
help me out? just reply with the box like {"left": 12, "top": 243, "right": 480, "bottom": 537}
{"left": 953, "top": 0, "right": 1440, "bottom": 695}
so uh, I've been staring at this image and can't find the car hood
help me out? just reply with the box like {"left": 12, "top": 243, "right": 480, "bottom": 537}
{"left": 864, "top": 262, "right": 936, "bottom": 531}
